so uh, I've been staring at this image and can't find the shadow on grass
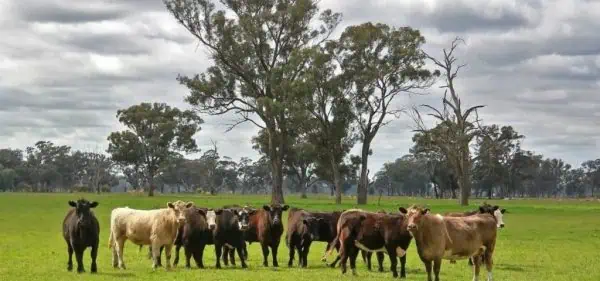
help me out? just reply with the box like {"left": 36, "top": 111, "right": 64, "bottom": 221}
{"left": 96, "top": 272, "right": 136, "bottom": 278}
{"left": 496, "top": 263, "right": 531, "bottom": 272}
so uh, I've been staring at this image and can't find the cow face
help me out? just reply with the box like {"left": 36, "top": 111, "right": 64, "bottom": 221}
{"left": 478, "top": 204, "right": 506, "bottom": 228}
{"left": 167, "top": 200, "right": 194, "bottom": 224}
{"left": 492, "top": 206, "right": 505, "bottom": 228}
{"left": 68, "top": 199, "right": 98, "bottom": 226}
{"left": 206, "top": 208, "right": 223, "bottom": 230}
{"left": 236, "top": 207, "right": 256, "bottom": 231}
{"left": 263, "top": 204, "right": 289, "bottom": 226}
{"left": 406, "top": 206, "right": 430, "bottom": 233}
{"left": 303, "top": 217, "right": 324, "bottom": 240}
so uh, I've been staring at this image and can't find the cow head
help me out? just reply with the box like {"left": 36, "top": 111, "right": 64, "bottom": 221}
{"left": 303, "top": 217, "right": 324, "bottom": 240}
{"left": 68, "top": 199, "right": 98, "bottom": 226}
{"left": 406, "top": 205, "right": 430, "bottom": 233}
{"left": 167, "top": 200, "right": 194, "bottom": 224}
{"left": 206, "top": 208, "right": 223, "bottom": 230}
{"left": 478, "top": 204, "right": 506, "bottom": 229}
{"left": 235, "top": 207, "right": 256, "bottom": 231}
{"left": 263, "top": 204, "right": 289, "bottom": 226}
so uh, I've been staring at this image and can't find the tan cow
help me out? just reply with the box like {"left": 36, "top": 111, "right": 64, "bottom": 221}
{"left": 406, "top": 205, "right": 498, "bottom": 281}
{"left": 108, "top": 200, "right": 194, "bottom": 270}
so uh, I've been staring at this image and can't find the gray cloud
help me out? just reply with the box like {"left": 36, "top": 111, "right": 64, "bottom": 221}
{"left": 0, "top": 0, "right": 598, "bottom": 174}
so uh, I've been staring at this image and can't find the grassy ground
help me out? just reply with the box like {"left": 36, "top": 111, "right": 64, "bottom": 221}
{"left": 1, "top": 193, "right": 599, "bottom": 281}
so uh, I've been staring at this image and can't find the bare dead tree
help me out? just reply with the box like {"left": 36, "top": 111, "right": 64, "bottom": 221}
{"left": 410, "top": 37, "right": 485, "bottom": 206}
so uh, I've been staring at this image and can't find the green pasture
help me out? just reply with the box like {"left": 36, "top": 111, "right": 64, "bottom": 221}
{"left": 0, "top": 193, "right": 599, "bottom": 281}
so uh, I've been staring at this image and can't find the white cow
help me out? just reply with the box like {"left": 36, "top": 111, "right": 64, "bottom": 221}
{"left": 108, "top": 200, "right": 193, "bottom": 270}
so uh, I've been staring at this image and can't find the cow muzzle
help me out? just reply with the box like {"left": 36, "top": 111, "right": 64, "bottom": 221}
{"left": 240, "top": 224, "right": 249, "bottom": 231}
{"left": 499, "top": 224, "right": 505, "bottom": 229}
{"left": 407, "top": 224, "right": 417, "bottom": 231}
{"left": 209, "top": 224, "right": 216, "bottom": 230}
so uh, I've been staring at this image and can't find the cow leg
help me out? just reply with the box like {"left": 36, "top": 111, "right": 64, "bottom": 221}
{"left": 302, "top": 242, "right": 311, "bottom": 268}
{"left": 288, "top": 242, "right": 296, "bottom": 267}
{"left": 111, "top": 242, "right": 118, "bottom": 268}
{"left": 261, "top": 243, "right": 270, "bottom": 267}
{"left": 433, "top": 258, "right": 442, "bottom": 281}
{"left": 236, "top": 246, "right": 248, "bottom": 268}
{"left": 271, "top": 241, "right": 280, "bottom": 267}
{"left": 423, "top": 260, "right": 433, "bottom": 281}
{"left": 229, "top": 245, "right": 236, "bottom": 266}
{"left": 215, "top": 243, "right": 223, "bottom": 269}
{"left": 197, "top": 244, "right": 206, "bottom": 268}
{"left": 66, "top": 242, "right": 74, "bottom": 271}
{"left": 74, "top": 245, "right": 85, "bottom": 273}
{"left": 386, "top": 249, "right": 398, "bottom": 278}
{"left": 184, "top": 246, "right": 192, "bottom": 269}
{"left": 399, "top": 253, "right": 407, "bottom": 278}
{"left": 348, "top": 246, "right": 359, "bottom": 276}
{"left": 115, "top": 238, "right": 126, "bottom": 269}
{"left": 222, "top": 247, "right": 230, "bottom": 266}
{"left": 173, "top": 244, "right": 181, "bottom": 267}
{"left": 151, "top": 242, "right": 162, "bottom": 270}
{"left": 90, "top": 242, "right": 98, "bottom": 273}
{"left": 472, "top": 254, "right": 482, "bottom": 281}
{"left": 164, "top": 244, "right": 173, "bottom": 270}
{"left": 364, "top": 251, "right": 372, "bottom": 271}
{"left": 484, "top": 251, "right": 494, "bottom": 281}
{"left": 377, "top": 252, "right": 385, "bottom": 272}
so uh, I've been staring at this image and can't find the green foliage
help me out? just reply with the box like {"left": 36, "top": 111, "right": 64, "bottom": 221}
{"left": 107, "top": 102, "right": 203, "bottom": 196}
{"left": 164, "top": 0, "right": 343, "bottom": 203}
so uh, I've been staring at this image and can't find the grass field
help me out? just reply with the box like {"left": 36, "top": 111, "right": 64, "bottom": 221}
{"left": 1, "top": 193, "right": 599, "bottom": 281}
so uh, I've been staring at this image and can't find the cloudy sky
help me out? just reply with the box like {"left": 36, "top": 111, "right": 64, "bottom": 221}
{"left": 1, "top": 0, "right": 598, "bottom": 174}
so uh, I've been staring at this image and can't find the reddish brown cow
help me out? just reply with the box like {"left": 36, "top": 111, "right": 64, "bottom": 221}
{"left": 406, "top": 206, "right": 498, "bottom": 281}
{"left": 244, "top": 204, "right": 289, "bottom": 267}
{"left": 327, "top": 208, "right": 413, "bottom": 278}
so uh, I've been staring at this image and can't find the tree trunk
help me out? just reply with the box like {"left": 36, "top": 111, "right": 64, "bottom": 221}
{"left": 330, "top": 154, "right": 342, "bottom": 205}
{"left": 357, "top": 141, "right": 371, "bottom": 205}
{"left": 147, "top": 169, "right": 155, "bottom": 197}
{"left": 300, "top": 177, "right": 307, "bottom": 199}
{"left": 270, "top": 158, "right": 285, "bottom": 204}
{"left": 459, "top": 158, "right": 471, "bottom": 206}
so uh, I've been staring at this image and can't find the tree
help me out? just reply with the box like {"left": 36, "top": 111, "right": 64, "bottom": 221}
{"left": 299, "top": 45, "right": 357, "bottom": 204}
{"left": 107, "top": 102, "right": 203, "bottom": 196}
{"left": 164, "top": 0, "right": 342, "bottom": 204}
{"left": 335, "top": 22, "right": 438, "bottom": 205}
{"left": 582, "top": 159, "right": 600, "bottom": 197}
{"left": 412, "top": 37, "right": 483, "bottom": 206}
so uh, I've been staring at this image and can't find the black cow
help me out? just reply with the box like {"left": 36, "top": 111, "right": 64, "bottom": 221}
{"left": 286, "top": 208, "right": 324, "bottom": 267}
{"left": 62, "top": 199, "right": 100, "bottom": 273}
{"left": 206, "top": 208, "right": 248, "bottom": 269}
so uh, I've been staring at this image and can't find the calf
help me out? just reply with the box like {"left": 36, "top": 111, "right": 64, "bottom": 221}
{"left": 206, "top": 208, "right": 248, "bottom": 269}
{"left": 62, "top": 199, "right": 100, "bottom": 273}
{"left": 108, "top": 200, "right": 194, "bottom": 270}
{"left": 244, "top": 204, "right": 289, "bottom": 267}
{"left": 328, "top": 208, "right": 413, "bottom": 278}
{"left": 286, "top": 208, "right": 324, "bottom": 267}
{"left": 406, "top": 206, "right": 498, "bottom": 281}
{"left": 221, "top": 205, "right": 255, "bottom": 265}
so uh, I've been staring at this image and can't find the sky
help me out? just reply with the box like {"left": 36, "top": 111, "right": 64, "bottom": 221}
{"left": 1, "top": 0, "right": 599, "bottom": 174}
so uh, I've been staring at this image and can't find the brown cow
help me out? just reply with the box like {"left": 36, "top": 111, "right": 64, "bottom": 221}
{"left": 286, "top": 208, "right": 324, "bottom": 267}
{"left": 327, "top": 208, "right": 413, "bottom": 278}
{"left": 445, "top": 203, "right": 506, "bottom": 266}
{"left": 406, "top": 206, "right": 498, "bottom": 281}
{"left": 244, "top": 204, "right": 289, "bottom": 267}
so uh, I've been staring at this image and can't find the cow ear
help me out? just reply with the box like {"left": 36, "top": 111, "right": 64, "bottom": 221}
{"left": 398, "top": 207, "right": 408, "bottom": 214}
{"left": 197, "top": 209, "right": 206, "bottom": 217}
{"left": 263, "top": 205, "right": 271, "bottom": 211}
{"left": 303, "top": 219, "right": 308, "bottom": 225}
{"left": 248, "top": 209, "right": 257, "bottom": 215}
{"left": 167, "top": 202, "right": 175, "bottom": 209}
{"left": 90, "top": 201, "right": 99, "bottom": 208}
{"left": 186, "top": 202, "right": 194, "bottom": 208}
{"left": 215, "top": 208, "right": 223, "bottom": 215}
{"left": 422, "top": 208, "right": 430, "bottom": 215}
{"left": 359, "top": 214, "right": 367, "bottom": 221}
{"left": 501, "top": 209, "right": 506, "bottom": 214}
{"left": 282, "top": 205, "right": 289, "bottom": 211}
{"left": 492, "top": 205, "right": 499, "bottom": 211}
{"left": 479, "top": 206, "right": 486, "bottom": 213}
{"left": 68, "top": 201, "right": 76, "bottom": 207}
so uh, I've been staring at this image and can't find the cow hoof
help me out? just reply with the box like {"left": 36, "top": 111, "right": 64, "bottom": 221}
{"left": 91, "top": 265, "right": 97, "bottom": 273}
{"left": 77, "top": 268, "right": 85, "bottom": 274}
{"left": 242, "top": 264, "right": 248, "bottom": 269}
{"left": 263, "top": 262, "right": 268, "bottom": 267}
{"left": 67, "top": 265, "right": 73, "bottom": 271}
{"left": 273, "top": 263, "right": 279, "bottom": 267}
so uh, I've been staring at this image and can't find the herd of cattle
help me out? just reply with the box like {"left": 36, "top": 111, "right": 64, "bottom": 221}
{"left": 62, "top": 199, "right": 506, "bottom": 281}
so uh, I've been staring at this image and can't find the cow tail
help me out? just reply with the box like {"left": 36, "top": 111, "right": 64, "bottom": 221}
{"left": 108, "top": 228, "right": 114, "bottom": 249}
